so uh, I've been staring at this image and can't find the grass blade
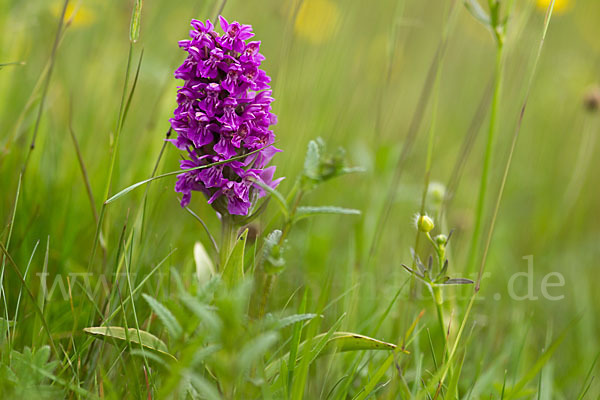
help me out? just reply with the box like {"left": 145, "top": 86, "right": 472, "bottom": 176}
{"left": 505, "top": 321, "right": 571, "bottom": 399}
{"left": 0, "top": 242, "right": 59, "bottom": 359}
{"left": 105, "top": 143, "right": 275, "bottom": 204}
{"left": 294, "top": 206, "right": 361, "bottom": 221}
{"left": 21, "top": 0, "right": 70, "bottom": 175}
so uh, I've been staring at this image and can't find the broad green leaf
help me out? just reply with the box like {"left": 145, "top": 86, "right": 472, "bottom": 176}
{"left": 294, "top": 206, "right": 361, "bottom": 221}
{"left": 222, "top": 229, "right": 248, "bottom": 287}
{"left": 266, "top": 331, "right": 398, "bottom": 379}
{"left": 142, "top": 294, "right": 182, "bottom": 338}
{"left": 83, "top": 326, "right": 176, "bottom": 360}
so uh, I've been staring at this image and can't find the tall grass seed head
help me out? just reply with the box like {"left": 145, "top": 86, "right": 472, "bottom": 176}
{"left": 414, "top": 213, "right": 435, "bottom": 233}
{"left": 171, "top": 17, "right": 283, "bottom": 216}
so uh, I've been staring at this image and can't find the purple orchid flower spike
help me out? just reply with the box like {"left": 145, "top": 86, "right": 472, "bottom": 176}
{"left": 170, "top": 17, "right": 282, "bottom": 216}
{"left": 218, "top": 16, "right": 255, "bottom": 53}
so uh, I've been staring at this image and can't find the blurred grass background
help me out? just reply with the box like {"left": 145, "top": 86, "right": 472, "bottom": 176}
{"left": 1, "top": 0, "right": 600, "bottom": 396}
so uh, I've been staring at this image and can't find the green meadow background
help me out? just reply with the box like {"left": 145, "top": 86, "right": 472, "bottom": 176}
{"left": 1, "top": 0, "right": 599, "bottom": 397}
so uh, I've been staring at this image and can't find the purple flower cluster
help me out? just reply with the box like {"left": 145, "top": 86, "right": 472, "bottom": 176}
{"left": 171, "top": 16, "right": 282, "bottom": 215}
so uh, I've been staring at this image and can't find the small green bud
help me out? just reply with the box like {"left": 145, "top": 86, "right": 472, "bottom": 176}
{"left": 415, "top": 214, "right": 435, "bottom": 233}
{"left": 427, "top": 182, "right": 446, "bottom": 205}
{"left": 435, "top": 234, "right": 447, "bottom": 247}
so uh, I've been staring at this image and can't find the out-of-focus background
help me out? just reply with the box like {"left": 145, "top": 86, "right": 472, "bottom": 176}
{"left": 1, "top": 0, "right": 599, "bottom": 396}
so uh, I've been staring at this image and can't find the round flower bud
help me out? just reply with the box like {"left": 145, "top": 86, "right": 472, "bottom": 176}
{"left": 427, "top": 182, "right": 446, "bottom": 205}
{"left": 584, "top": 86, "right": 600, "bottom": 112}
{"left": 416, "top": 214, "right": 435, "bottom": 233}
{"left": 435, "top": 234, "right": 447, "bottom": 246}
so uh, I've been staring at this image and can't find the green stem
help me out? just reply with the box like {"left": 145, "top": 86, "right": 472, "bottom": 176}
{"left": 466, "top": 41, "right": 504, "bottom": 276}
{"left": 432, "top": 285, "right": 449, "bottom": 363}
{"left": 258, "top": 274, "right": 274, "bottom": 319}
{"left": 219, "top": 215, "right": 236, "bottom": 272}
{"left": 255, "top": 189, "right": 304, "bottom": 318}
{"left": 88, "top": 43, "right": 135, "bottom": 271}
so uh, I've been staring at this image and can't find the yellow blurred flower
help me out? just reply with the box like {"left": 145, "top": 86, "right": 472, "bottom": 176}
{"left": 52, "top": 2, "right": 96, "bottom": 27}
{"left": 536, "top": 0, "right": 572, "bottom": 15}
{"left": 294, "top": 0, "right": 340, "bottom": 44}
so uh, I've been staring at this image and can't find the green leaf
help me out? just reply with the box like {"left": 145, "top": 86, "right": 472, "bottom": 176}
{"left": 0, "top": 61, "right": 25, "bottom": 69}
{"left": 272, "top": 313, "right": 318, "bottom": 330}
{"left": 464, "top": 0, "right": 491, "bottom": 27}
{"left": 352, "top": 351, "right": 396, "bottom": 400}
{"left": 576, "top": 352, "right": 599, "bottom": 400}
{"left": 294, "top": 206, "right": 361, "bottom": 221}
{"left": 263, "top": 229, "right": 285, "bottom": 274}
{"left": 309, "top": 314, "right": 346, "bottom": 363}
{"left": 303, "top": 139, "right": 322, "bottom": 180}
{"left": 447, "top": 350, "right": 467, "bottom": 399}
{"left": 441, "top": 278, "right": 474, "bottom": 285}
{"left": 266, "top": 331, "right": 398, "bottom": 379}
{"left": 504, "top": 322, "right": 572, "bottom": 399}
{"left": 222, "top": 229, "right": 248, "bottom": 287}
{"left": 142, "top": 293, "right": 182, "bottom": 339}
{"left": 0, "top": 317, "right": 14, "bottom": 329}
{"left": 83, "top": 326, "right": 176, "bottom": 360}
{"left": 318, "top": 332, "right": 397, "bottom": 354}
{"left": 239, "top": 331, "right": 280, "bottom": 372}
{"left": 187, "top": 373, "right": 221, "bottom": 400}
{"left": 252, "top": 180, "right": 289, "bottom": 218}
{"left": 180, "top": 293, "right": 222, "bottom": 334}
{"left": 287, "top": 289, "right": 308, "bottom": 391}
